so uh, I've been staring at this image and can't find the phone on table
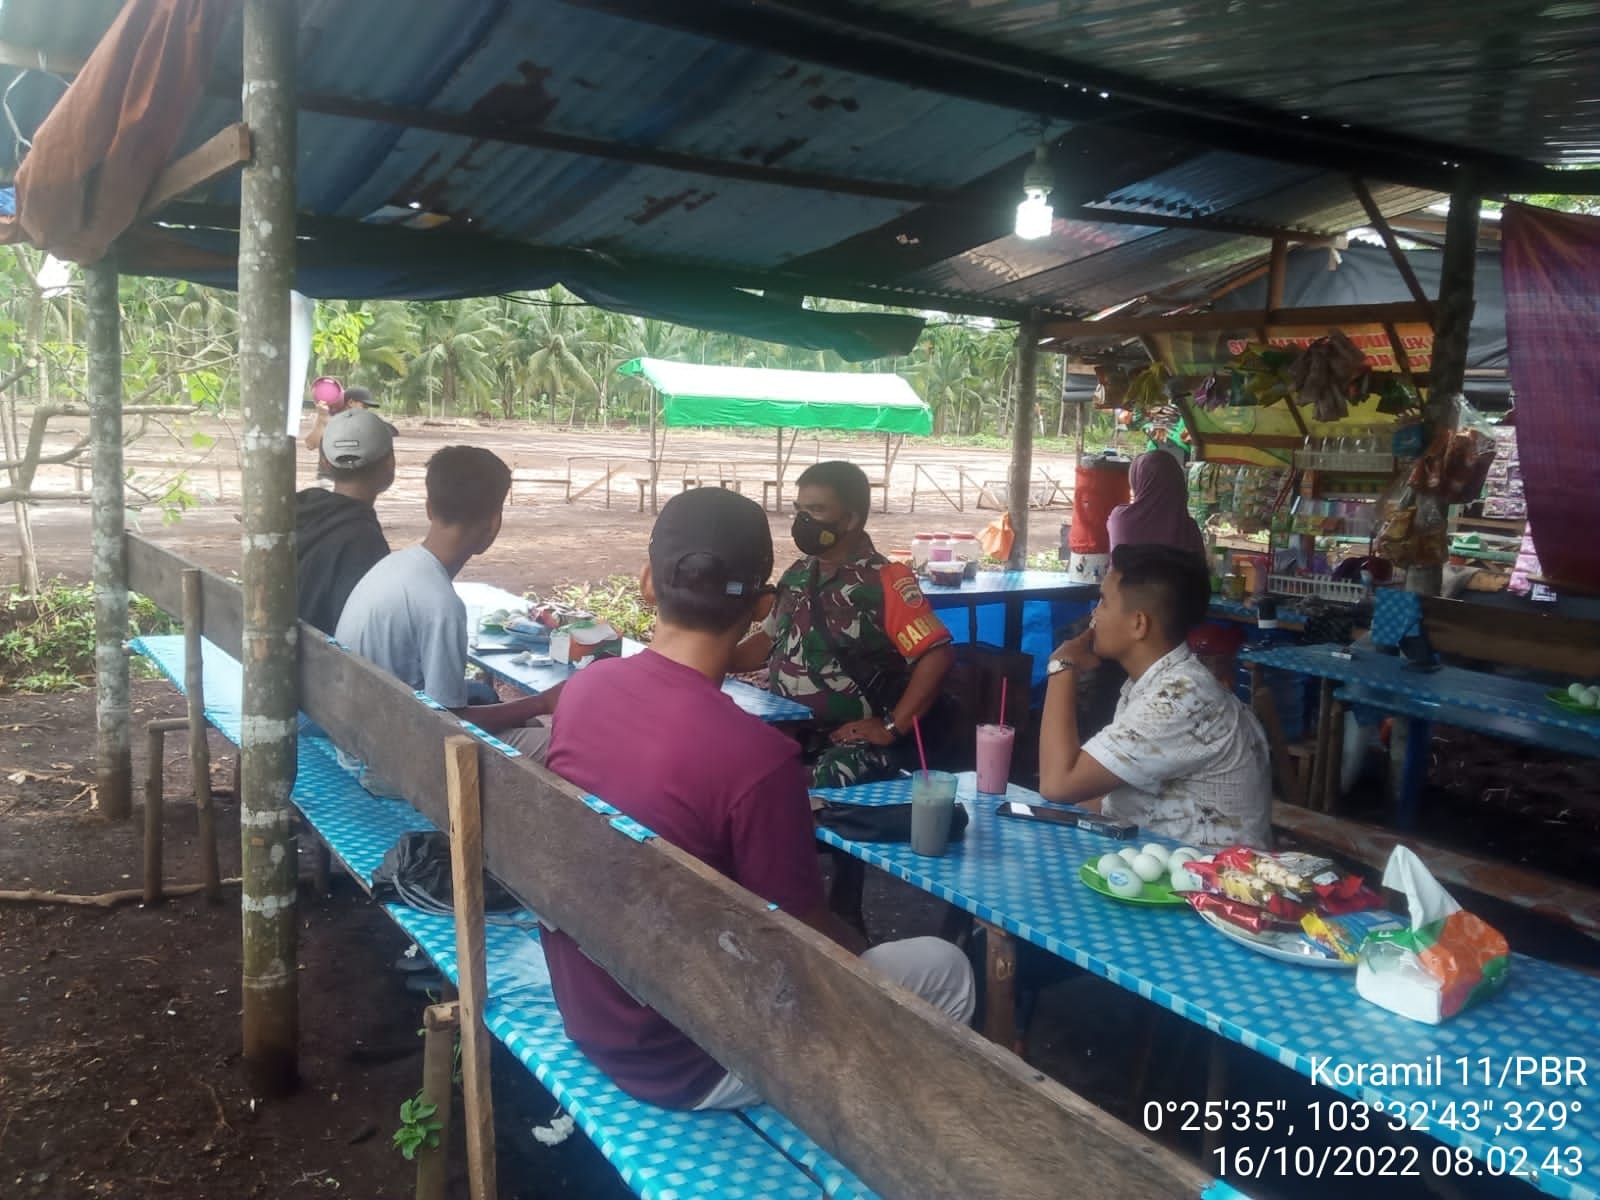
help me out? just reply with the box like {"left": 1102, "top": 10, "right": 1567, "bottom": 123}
{"left": 995, "top": 801, "right": 1137, "bottom": 840}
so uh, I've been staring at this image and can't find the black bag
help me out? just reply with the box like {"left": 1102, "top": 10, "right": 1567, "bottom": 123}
{"left": 814, "top": 801, "right": 970, "bottom": 844}
{"left": 371, "top": 831, "right": 521, "bottom": 914}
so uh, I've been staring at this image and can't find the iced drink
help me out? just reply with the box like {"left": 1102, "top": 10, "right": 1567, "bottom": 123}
{"left": 910, "top": 771, "right": 959, "bottom": 856}
{"left": 975, "top": 723, "right": 1015, "bottom": 795}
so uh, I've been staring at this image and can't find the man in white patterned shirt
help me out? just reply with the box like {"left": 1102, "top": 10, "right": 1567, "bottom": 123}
{"left": 1037, "top": 543, "right": 1271, "bottom": 848}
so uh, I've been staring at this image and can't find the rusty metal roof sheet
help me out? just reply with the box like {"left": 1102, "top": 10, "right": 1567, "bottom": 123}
{"left": 0, "top": 0, "right": 1506, "bottom": 320}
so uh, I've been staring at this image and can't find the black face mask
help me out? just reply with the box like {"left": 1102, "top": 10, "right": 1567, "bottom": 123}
{"left": 792, "top": 511, "right": 843, "bottom": 556}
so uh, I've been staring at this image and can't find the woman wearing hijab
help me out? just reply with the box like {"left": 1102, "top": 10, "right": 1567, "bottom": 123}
{"left": 1108, "top": 450, "right": 1206, "bottom": 559}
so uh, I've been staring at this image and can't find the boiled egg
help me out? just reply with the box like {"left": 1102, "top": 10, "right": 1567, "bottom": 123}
{"left": 1129, "top": 853, "right": 1166, "bottom": 883}
{"left": 1139, "top": 844, "right": 1171, "bottom": 867}
{"left": 1104, "top": 867, "right": 1144, "bottom": 899}
{"left": 1117, "top": 847, "right": 1141, "bottom": 864}
{"left": 1095, "top": 853, "right": 1125, "bottom": 877}
{"left": 1170, "top": 861, "right": 1205, "bottom": 892}
{"left": 1170, "top": 846, "right": 1203, "bottom": 869}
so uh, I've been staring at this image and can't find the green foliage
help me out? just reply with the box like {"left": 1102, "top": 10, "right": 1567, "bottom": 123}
{"left": 391, "top": 1093, "right": 442, "bottom": 1162}
{"left": 0, "top": 582, "right": 178, "bottom": 694}
{"left": 542, "top": 576, "right": 656, "bottom": 642}
{"left": 0, "top": 250, "right": 1089, "bottom": 437}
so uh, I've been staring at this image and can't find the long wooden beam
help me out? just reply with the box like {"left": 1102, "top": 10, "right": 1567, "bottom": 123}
{"left": 126, "top": 536, "right": 1213, "bottom": 1200}
{"left": 1041, "top": 300, "right": 1433, "bottom": 341}
{"left": 1350, "top": 178, "right": 1433, "bottom": 314}
{"left": 136, "top": 123, "right": 251, "bottom": 219}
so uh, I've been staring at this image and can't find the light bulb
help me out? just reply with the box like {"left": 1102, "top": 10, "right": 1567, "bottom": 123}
{"left": 1015, "top": 191, "right": 1054, "bottom": 239}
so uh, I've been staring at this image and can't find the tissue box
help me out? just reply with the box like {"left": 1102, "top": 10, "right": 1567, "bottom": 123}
{"left": 549, "top": 620, "right": 622, "bottom": 666}
{"left": 1355, "top": 847, "right": 1509, "bottom": 1024}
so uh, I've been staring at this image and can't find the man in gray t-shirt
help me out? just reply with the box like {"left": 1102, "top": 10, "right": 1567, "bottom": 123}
{"left": 334, "top": 445, "right": 557, "bottom": 759}
{"left": 336, "top": 544, "right": 471, "bottom": 707}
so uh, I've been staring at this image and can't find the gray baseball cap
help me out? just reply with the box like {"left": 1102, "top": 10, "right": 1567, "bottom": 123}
{"left": 322, "top": 407, "right": 394, "bottom": 470}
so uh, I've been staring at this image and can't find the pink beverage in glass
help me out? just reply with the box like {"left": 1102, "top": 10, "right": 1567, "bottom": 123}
{"left": 974, "top": 723, "right": 1015, "bottom": 794}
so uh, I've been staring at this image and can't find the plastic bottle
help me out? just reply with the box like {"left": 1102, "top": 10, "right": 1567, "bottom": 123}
{"left": 950, "top": 532, "right": 980, "bottom": 578}
{"left": 910, "top": 534, "right": 934, "bottom": 572}
{"left": 929, "top": 533, "right": 954, "bottom": 563}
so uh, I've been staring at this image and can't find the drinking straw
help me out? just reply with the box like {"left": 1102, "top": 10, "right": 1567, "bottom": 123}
{"left": 999, "top": 677, "right": 1008, "bottom": 727}
{"left": 912, "top": 714, "right": 930, "bottom": 780}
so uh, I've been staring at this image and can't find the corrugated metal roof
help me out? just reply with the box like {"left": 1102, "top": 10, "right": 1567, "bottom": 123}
{"left": 847, "top": 0, "right": 1600, "bottom": 166}
{"left": 0, "top": 0, "right": 1456, "bottom": 320}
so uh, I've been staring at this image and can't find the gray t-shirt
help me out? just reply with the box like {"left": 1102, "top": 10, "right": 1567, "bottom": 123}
{"left": 334, "top": 544, "right": 468, "bottom": 708}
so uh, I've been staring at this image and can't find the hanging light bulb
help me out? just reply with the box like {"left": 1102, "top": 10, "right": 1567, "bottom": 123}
{"left": 1015, "top": 143, "right": 1055, "bottom": 239}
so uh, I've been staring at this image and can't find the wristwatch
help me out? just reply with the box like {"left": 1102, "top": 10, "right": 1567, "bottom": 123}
{"left": 881, "top": 715, "right": 901, "bottom": 739}
{"left": 1046, "top": 657, "right": 1075, "bottom": 678}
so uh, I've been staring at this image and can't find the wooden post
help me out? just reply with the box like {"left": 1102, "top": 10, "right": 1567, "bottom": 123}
{"left": 238, "top": 0, "right": 300, "bottom": 1097}
{"left": 416, "top": 1001, "right": 461, "bottom": 1200}
{"left": 1311, "top": 679, "right": 1335, "bottom": 814}
{"left": 647, "top": 386, "right": 660, "bottom": 514}
{"left": 981, "top": 920, "right": 1018, "bottom": 1049}
{"left": 1006, "top": 315, "right": 1041, "bottom": 569}
{"left": 445, "top": 737, "right": 497, "bottom": 1200}
{"left": 85, "top": 262, "right": 131, "bottom": 820}
{"left": 183, "top": 570, "right": 220, "bottom": 901}
{"left": 143, "top": 719, "right": 188, "bottom": 904}
{"left": 1250, "top": 664, "right": 1305, "bottom": 808}
{"left": 1411, "top": 174, "right": 1481, "bottom": 598}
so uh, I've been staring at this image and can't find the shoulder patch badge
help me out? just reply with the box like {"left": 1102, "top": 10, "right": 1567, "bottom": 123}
{"left": 893, "top": 573, "right": 925, "bottom": 608}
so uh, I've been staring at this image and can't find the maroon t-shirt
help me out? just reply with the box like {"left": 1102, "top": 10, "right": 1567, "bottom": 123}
{"left": 542, "top": 649, "right": 825, "bottom": 1108}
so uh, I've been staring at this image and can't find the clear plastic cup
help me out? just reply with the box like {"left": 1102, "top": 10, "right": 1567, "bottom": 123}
{"left": 910, "top": 771, "right": 959, "bottom": 856}
{"left": 465, "top": 605, "right": 483, "bottom": 652}
{"left": 974, "top": 724, "right": 1015, "bottom": 795}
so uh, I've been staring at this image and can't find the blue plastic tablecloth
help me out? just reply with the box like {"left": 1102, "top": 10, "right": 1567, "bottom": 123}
{"left": 816, "top": 773, "right": 1600, "bottom": 1200}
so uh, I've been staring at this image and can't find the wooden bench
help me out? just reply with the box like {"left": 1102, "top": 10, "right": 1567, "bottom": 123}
{"left": 1273, "top": 800, "right": 1600, "bottom": 946}
{"left": 131, "top": 634, "right": 872, "bottom": 1200}
{"left": 127, "top": 536, "right": 1229, "bottom": 1200}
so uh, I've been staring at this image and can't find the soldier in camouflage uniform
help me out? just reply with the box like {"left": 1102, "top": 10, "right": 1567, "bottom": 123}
{"left": 731, "top": 461, "right": 954, "bottom": 788}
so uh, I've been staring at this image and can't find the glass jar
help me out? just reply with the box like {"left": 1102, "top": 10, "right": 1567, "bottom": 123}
{"left": 950, "top": 532, "right": 981, "bottom": 578}
{"left": 910, "top": 534, "right": 934, "bottom": 571}
{"left": 929, "top": 533, "right": 954, "bottom": 563}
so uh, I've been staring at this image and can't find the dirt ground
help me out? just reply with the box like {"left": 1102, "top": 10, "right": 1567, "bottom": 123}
{"left": 6, "top": 415, "right": 1076, "bottom": 596}
{"left": 3, "top": 416, "right": 1598, "bottom": 1199}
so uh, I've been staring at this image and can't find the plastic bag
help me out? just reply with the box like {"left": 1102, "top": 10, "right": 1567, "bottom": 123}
{"left": 979, "top": 511, "right": 1015, "bottom": 561}
{"left": 1355, "top": 847, "right": 1509, "bottom": 1024}
{"left": 1407, "top": 397, "right": 1498, "bottom": 504}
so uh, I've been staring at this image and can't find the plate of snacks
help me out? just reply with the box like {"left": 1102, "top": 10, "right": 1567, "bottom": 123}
{"left": 1078, "top": 844, "right": 1200, "bottom": 907}
{"left": 1194, "top": 906, "right": 1354, "bottom": 969}
{"left": 1183, "top": 846, "right": 1400, "bottom": 969}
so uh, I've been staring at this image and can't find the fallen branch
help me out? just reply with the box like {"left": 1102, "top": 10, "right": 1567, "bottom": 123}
{"left": 200, "top": 1078, "right": 235, "bottom": 1151}
{"left": 0, "top": 877, "right": 242, "bottom": 908}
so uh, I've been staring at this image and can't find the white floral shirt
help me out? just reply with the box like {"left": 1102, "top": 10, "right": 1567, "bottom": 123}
{"left": 1083, "top": 645, "right": 1272, "bottom": 849}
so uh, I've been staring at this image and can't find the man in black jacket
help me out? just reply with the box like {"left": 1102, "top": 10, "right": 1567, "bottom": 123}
{"left": 297, "top": 407, "right": 395, "bottom": 634}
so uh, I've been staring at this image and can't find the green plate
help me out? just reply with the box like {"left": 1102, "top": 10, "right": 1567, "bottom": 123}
{"left": 1078, "top": 862, "right": 1186, "bottom": 907}
{"left": 1546, "top": 689, "right": 1600, "bottom": 717}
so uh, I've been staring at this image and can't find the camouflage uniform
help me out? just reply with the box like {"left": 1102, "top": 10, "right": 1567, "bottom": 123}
{"left": 763, "top": 546, "right": 952, "bottom": 788}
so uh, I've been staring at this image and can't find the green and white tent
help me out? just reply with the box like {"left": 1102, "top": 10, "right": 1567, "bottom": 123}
{"left": 617, "top": 357, "right": 932, "bottom": 435}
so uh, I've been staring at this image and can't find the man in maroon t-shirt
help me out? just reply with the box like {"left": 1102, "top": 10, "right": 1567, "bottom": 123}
{"left": 543, "top": 488, "right": 974, "bottom": 1110}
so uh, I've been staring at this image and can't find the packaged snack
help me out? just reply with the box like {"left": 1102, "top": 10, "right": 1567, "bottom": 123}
{"left": 1252, "top": 851, "right": 1335, "bottom": 895}
{"left": 1186, "top": 893, "right": 1298, "bottom": 936}
{"left": 1301, "top": 909, "right": 1406, "bottom": 964}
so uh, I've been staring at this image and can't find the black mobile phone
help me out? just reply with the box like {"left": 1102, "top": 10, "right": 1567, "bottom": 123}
{"left": 995, "top": 801, "right": 1137, "bottom": 840}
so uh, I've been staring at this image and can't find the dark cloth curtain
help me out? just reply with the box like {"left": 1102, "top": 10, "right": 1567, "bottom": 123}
{"left": 1502, "top": 203, "right": 1600, "bottom": 594}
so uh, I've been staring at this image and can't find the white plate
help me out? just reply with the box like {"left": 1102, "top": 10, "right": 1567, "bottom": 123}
{"left": 1196, "top": 908, "right": 1353, "bottom": 970}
